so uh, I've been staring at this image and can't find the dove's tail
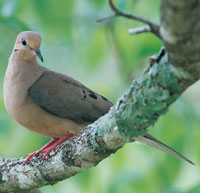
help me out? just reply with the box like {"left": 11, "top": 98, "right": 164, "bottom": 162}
{"left": 133, "top": 133, "right": 194, "bottom": 165}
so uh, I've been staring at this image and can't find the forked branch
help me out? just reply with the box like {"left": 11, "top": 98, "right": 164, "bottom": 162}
{"left": 97, "top": 0, "right": 161, "bottom": 38}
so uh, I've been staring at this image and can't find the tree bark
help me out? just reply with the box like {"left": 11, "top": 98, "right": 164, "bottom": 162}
{"left": 0, "top": 0, "right": 199, "bottom": 192}
{"left": 160, "top": 0, "right": 200, "bottom": 82}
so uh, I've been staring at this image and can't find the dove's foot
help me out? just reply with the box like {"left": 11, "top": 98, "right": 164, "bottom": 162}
{"left": 25, "top": 133, "right": 74, "bottom": 163}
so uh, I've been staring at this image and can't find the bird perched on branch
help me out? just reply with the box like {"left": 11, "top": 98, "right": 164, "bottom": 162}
{"left": 3, "top": 31, "right": 194, "bottom": 164}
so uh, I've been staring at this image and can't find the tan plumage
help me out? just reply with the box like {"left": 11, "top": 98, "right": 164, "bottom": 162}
{"left": 3, "top": 31, "right": 194, "bottom": 164}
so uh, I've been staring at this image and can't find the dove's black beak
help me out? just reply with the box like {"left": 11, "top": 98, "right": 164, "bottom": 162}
{"left": 35, "top": 50, "right": 43, "bottom": 62}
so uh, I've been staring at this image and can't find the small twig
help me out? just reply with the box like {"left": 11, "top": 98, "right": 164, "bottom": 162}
{"left": 128, "top": 26, "right": 151, "bottom": 35}
{"left": 97, "top": 0, "right": 161, "bottom": 38}
{"left": 108, "top": 0, "right": 152, "bottom": 25}
{"left": 96, "top": 14, "right": 117, "bottom": 23}
{"left": 109, "top": 0, "right": 160, "bottom": 38}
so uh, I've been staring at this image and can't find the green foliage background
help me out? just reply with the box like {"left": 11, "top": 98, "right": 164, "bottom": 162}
{"left": 0, "top": 0, "right": 200, "bottom": 192}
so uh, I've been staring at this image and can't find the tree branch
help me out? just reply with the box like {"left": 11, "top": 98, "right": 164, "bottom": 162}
{"left": 96, "top": 0, "right": 160, "bottom": 38}
{"left": 96, "top": 13, "right": 116, "bottom": 23}
{"left": 160, "top": 0, "right": 200, "bottom": 81}
{"left": 0, "top": 48, "right": 195, "bottom": 193}
{"left": 128, "top": 26, "right": 151, "bottom": 35}
{"left": 1, "top": 0, "right": 200, "bottom": 192}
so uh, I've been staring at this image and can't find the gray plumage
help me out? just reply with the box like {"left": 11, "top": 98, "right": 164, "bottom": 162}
{"left": 28, "top": 69, "right": 113, "bottom": 124}
{"left": 135, "top": 134, "right": 194, "bottom": 165}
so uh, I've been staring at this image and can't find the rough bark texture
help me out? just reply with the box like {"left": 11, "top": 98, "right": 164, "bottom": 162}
{"left": 160, "top": 0, "right": 200, "bottom": 82}
{"left": 0, "top": 0, "right": 200, "bottom": 192}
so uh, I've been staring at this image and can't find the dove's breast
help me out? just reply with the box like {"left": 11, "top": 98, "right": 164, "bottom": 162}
{"left": 3, "top": 56, "right": 83, "bottom": 138}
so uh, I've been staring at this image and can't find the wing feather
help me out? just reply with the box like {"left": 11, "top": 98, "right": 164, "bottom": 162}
{"left": 28, "top": 70, "right": 113, "bottom": 124}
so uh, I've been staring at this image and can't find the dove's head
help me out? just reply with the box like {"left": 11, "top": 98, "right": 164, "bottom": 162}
{"left": 14, "top": 31, "right": 43, "bottom": 62}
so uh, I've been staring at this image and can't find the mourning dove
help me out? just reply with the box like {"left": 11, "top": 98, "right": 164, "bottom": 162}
{"left": 3, "top": 31, "right": 194, "bottom": 164}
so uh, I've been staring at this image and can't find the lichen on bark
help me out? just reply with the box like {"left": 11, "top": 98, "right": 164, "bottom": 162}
{"left": 111, "top": 51, "right": 193, "bottom": 140}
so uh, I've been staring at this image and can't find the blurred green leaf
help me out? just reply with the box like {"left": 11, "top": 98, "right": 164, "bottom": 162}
{"left": 88, "top": 0, "right": 106, "bottom": 8}
{"left": 186, "top": 185, "right": 200, "bottom": 193}
{"left": 119, "top": 0, "right": 127, "bottom": 11}
{"left": 1, "top": 0, "right": 19, "bottom": 17}
{"left": 32, "top": 0, "right": 74, "bottom": 37}
{"left": 85, "top": 28, "right": 108, "bottom": 69}
{"left": 106, "top": 170, "right": 144, "bottom": 193}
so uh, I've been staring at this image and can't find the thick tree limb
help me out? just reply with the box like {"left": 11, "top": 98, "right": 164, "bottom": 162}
{"left": 160, "top": 0, "right": 200, "bottom": 81}
{"left": 0, "top": 0, "right": 200, "bottom": 192}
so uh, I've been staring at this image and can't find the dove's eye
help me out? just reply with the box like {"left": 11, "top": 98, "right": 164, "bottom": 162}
{"left": 21, "top": 38, "right": 27, "bottom": 46}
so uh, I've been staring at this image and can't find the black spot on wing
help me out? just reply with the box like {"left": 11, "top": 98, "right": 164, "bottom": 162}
{"left": 101, "top": 95, "right": 108, "bottom": 101}
{"left": 62, "top": 79, "right": 70, "bottom": 84}
{"left": 81, "top": 115, "right": 97, "bottom": 123}
{"left": 83, "top": 90, "right": 86, "bottom": 98}
{"left": 88, "top": 90, "right": 97, "bottom": 100}
{"left": 81, "top": 90, "right": 87, "bottom": 100}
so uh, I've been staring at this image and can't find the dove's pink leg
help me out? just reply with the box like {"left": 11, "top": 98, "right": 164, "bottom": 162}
{"left": 25, "top": 133, "right": 74, "bottom": 163}
{"left": 42, "top": 133, "right": 74, "bottom": 159}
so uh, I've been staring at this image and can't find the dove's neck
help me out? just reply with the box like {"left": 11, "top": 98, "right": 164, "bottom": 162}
{"left": 10, "top": 49, "right": 37, "bottom": 63}
{"left": 6, "top": 51, "right": 43, "bottom": 88}
{"left": 3, "top": 51, "right": 43, "bottom": 113}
